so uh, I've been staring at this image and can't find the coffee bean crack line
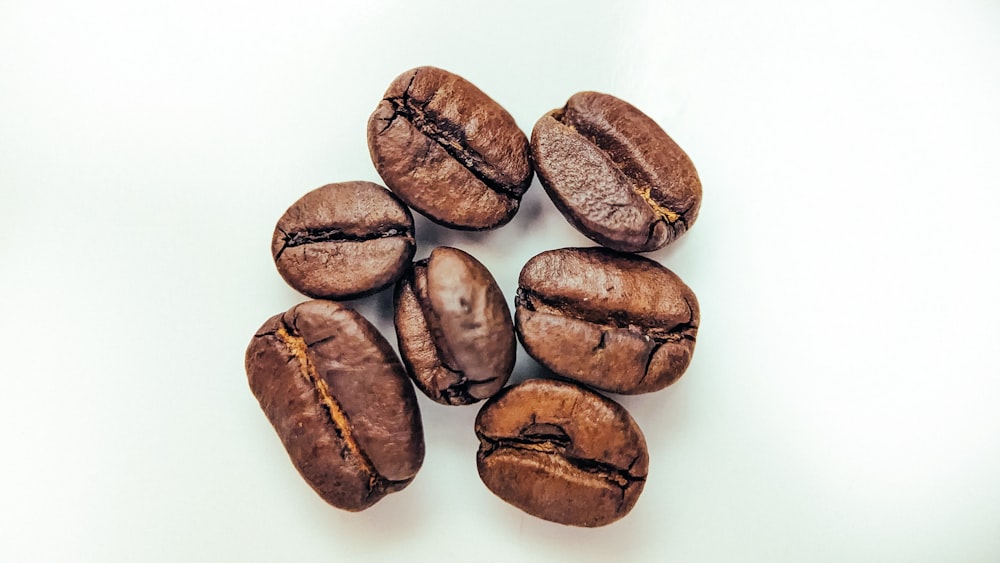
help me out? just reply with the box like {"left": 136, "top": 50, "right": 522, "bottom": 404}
{"left": 378, "top": 71, "right": 526, "bottom": 198}
{"left": 478, "top": 433, "right": 645, "bottom": 492}
{"left": 275, "top": 320, "right": 392, "bottom": 495}
{"left": 635, "top": 297, "right": 698, "bottom": 386}
{"left": 440, "top": 375, "right": 501, "bottom": 404}
{"left": 274, "top": 225, "right": 412, "bottom": 261}
{"left": 517, "top": 288, "right": 698, "bottom": 344}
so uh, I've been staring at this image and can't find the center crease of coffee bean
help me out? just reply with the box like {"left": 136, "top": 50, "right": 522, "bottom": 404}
{"left": 276, "top": 322, "right": 382, "bottom": 491}
{"left": 478, "top": 434, "right": 645, "bottom": 491}
{"left": 379, "top": 73, "right": 523, "bottom": 197}
{"left": 634, "top": 185, "right": 681, "bottom": 223}
{"left": 517, "top": 288, "right": 699, "bottom": 344}
{"left": 274, "top": 225, "right": 411, "bottom": 260}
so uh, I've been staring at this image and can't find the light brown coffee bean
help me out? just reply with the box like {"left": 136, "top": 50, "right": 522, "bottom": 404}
{"left": 272, "top": 181, "right": 415, "bottom": 300}
{"left": 475, "top": 378, "right": 649, "bottom": 527}
{"left": 516, "top": 247, "right": 700, "bottom": 394}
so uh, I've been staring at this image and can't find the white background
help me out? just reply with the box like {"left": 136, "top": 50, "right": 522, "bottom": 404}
{"left": 2, "top": 0, "right": 999, "bottom": 561}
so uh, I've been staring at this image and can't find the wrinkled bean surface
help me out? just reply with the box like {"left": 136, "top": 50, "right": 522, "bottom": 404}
{"left": 531, "top": 92, "right": 701, "bottom": 252}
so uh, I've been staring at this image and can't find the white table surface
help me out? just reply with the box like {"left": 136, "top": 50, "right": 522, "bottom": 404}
{"left": 2, "top": 1, "right": 999, "bottom": 561}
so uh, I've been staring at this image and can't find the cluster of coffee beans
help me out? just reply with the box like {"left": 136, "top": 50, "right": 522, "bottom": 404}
{"left": 245, "top": 66, "right": 702, "bottom": 528}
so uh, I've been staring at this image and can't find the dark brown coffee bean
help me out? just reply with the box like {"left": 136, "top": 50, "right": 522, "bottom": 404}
{"left": 245, "top": 300, "right": 424, "bottom": 511}
{"left": 394, "top": 247, "right": 515, "bottom": 405}
{"left": 531, "top": 92, "right": 702, "bottom": 252}
{"left": 475, "top": 378, "right": 648, "bottom": 527}
{"left": 516, "top": 247, "right": 699, "bottom": 394}
{"left": 367, "top": 66, "right": 533, "bottom": 230}
{"left": 272, "top": 182, "right": 415, "bottom": 300}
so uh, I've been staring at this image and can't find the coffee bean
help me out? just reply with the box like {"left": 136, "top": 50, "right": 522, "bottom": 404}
{"left": 394, "top": 247, "right": 515, "bottom": 405}
{"left": 531, "top": 92, "right": 702, "bottom": 253}
{"left": 475, "top": 378, "right": 648, "bottom": 527}
{"left": 367, "top": 66, "right": 533, "bottom": 230}
{"left": 272, "top": 181, "right": 415, "bottom": 300}
{"left": 515, "top": 247, "right": 699, "bottom": 394}
{"left": 245, "top": 300, "right": 424, "bottom": 511}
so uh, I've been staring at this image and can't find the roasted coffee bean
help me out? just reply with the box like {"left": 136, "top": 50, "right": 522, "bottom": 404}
{"left": 394, "top": 247, "right": 515, "bottom": 405}
{"left": 367, "top": 66, "right": 533, "bottom": 230}
{"left": 475, "top": 378, "right": 649, "bottom": 527}
{"left": 245, "top": 300, "right": 424, "bottom": 511}
{"left": 515, "top": 247, "right": 699, "bottom": 394}
{"left": 531, "top": 92, "right": 702, "bottom": 253}
{"left": 272, "top": 181, "right": 415, "bottom": 300}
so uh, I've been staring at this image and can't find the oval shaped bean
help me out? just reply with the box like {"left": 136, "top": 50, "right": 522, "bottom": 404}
{"left": 531, "top": 92, "right": 701, "bottom": 252}
{"left": 245, "top": 300, "right": 424, "bottom": 511}
{"left": 475, "top": 379, "right": 649, "bottom": 527}
{"left": 272, "top": 182, "right": 415, "bottom": 300}
{"left": 394, "top": 247, "right": 515, "bottom": 405}
{"left": 516, "top": 247, "right": 700, "bottom": 394}
{"left": 368, "top": 66, "right": 533, "bottom": 230}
